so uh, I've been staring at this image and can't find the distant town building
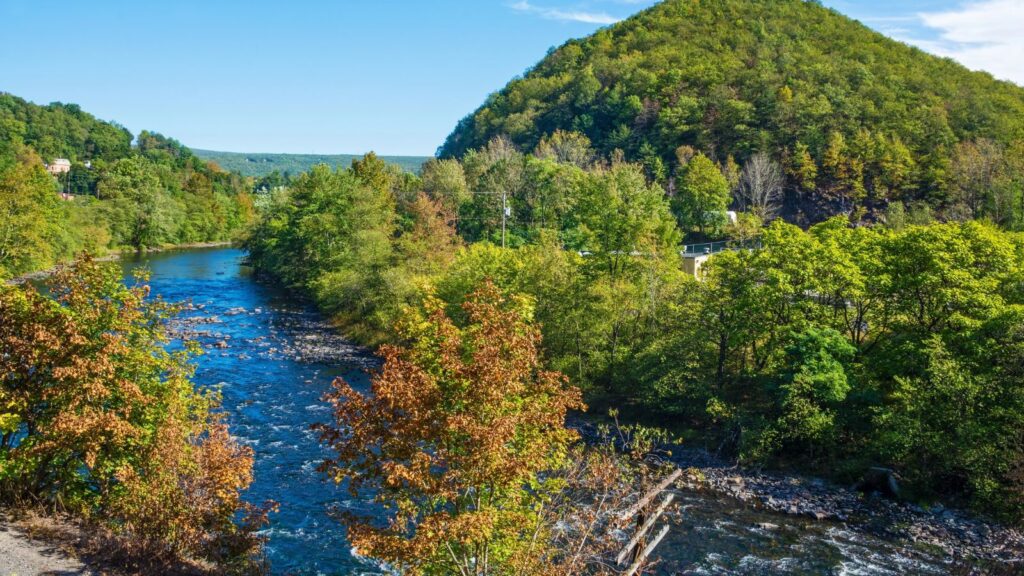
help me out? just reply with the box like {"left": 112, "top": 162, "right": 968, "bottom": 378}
{"left": 46, "top": 158, "right": 72, "bottom": 176}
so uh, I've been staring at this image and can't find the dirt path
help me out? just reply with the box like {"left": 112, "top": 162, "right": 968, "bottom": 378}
{"left": 0, "top": 521, "right": 92, "bottom": 576}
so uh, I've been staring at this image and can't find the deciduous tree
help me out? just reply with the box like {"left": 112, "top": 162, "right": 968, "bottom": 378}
{"left": 316, "top": 281, "right": 584, "bottom": 575}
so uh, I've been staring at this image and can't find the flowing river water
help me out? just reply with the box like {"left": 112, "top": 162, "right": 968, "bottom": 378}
{"left": 119, "top": 247, "right": 980, "bottom": 575}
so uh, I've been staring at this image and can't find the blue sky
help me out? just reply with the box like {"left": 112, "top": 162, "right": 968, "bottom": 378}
{"left": 1, "top": 0, "right": 1020, "bottom": 156}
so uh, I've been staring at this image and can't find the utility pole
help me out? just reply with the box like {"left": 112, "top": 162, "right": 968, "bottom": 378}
{"left": 471, "top": 190, "right": 510, "bottom": 248}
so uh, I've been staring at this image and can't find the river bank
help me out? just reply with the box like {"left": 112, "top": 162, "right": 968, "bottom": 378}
{"left": 671, "top": 448, "right": 1024, "bottom": 570}
{"left": 6, "top": 241, "right": 236, "bottom": 285}
{"left": 0, "top": 513, "right": 93, "bottom": 576}
{"left": 569, "top": 418, "right": 1024, "bottom": 573}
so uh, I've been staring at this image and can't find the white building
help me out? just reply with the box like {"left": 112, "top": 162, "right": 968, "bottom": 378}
{"left": 46, "top": 158, "right": 72, "bottom": 176}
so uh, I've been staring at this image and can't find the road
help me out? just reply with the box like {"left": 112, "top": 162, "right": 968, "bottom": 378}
{"left": 0, "top": 520, "right": 92, "bottom": 576}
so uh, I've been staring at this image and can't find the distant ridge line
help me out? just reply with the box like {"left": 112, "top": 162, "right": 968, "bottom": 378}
{"left": 192, "top": 148, "right": 431, "bottom": 177}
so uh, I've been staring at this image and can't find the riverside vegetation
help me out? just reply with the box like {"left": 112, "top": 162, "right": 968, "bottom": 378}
{"left": 0, "top": 258, "right": 271, "bottom": 572}
{"left": 0, "top": 93, "right": 256, "bottom": 279}
{"left": 0, "top": 93, "right": 270, "bottom": 572}
{"left": 247, "top": 135, "right": 1024, "bottom": 531}
{"left": 315, "top": 281, "right": 676, "bottom": 575}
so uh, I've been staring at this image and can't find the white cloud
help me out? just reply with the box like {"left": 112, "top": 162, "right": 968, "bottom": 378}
{"left": 510, "top": 1, "right": 621, "bottom": 25}
{"left": 860, "top": 15, "right": 919, "bottom": 24}
{"left": 901, "top": 0, "right": 1024, "bottom": 86}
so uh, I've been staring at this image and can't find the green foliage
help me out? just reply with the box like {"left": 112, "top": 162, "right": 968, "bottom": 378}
{"left": 0, "top": 93, "right": 256, "bottom": 279}
{"left": 251, "top": 134, "right": 1024, "bottom": 525}
{"left": 439, "top": 0, "right": 1024, "bottom": 224}
{"left": 0, "top": 150, "right": 71, "bottom": 277}
{"left": 638, "top": 218, "right": 1024, "bottom": 520}
{"left": 0, "top": 258, "right": 268, "bottom": 568}
{"left": 742, "top": 327, "right": 856, "bottom": 463}
{"left": 246, "top": 159, "right": 459, "bottom": 343}
{"left": 0, "top": 94, "right": 131, "bottom": 162}
{"left": 674, "top": 153, "right": 732, "bottom": 234}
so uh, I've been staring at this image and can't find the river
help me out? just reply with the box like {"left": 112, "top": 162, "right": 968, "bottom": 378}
{"left": 119, "top": 247, "right": 968, "bottom": 575}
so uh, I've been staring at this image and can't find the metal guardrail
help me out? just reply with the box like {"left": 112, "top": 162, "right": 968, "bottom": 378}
{"left": 575, "top": 239, "right": 763, "bottom": 259}
{"left": 680, "top": 241, "right": 731, "bottom": 257}
{"left": 680, "top": 239, "right": 762, "bottom": 257}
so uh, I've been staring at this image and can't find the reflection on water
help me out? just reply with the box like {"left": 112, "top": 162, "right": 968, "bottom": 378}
{"left": 124, "top": 247, "right": 957, "bottom": 576}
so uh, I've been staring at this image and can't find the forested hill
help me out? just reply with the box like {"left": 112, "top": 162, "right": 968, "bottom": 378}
{"left": 192, "top": 149, "right": 430, "bottom": 177}
{"left": 0, "top": 92, "right": 254, "bottom": 278}
{"left": 440, "top": 0, "right": 1024, "bottom": 224}
{"left": 0, "top": 93, "right": 134, "bottom": 163}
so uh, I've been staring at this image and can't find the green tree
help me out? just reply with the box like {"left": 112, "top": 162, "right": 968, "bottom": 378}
{"left": 674, "top": 153, "right": 732, "bottom": 234}
{"left": 420, "top": 157, "right": 469, "bottom": 213}
{"left": 745, "top": 328, "right": 855, "bottom": 463}
{"left": 533, "top": 130, "right": 595, "bottom": 168}
{"left": 788, "top": 142, "right": 818, "bottom": 193}
{"left": 0, "top": 258, "right": 268, "bottom": 566}
{"left": 0, "top": 151, "right": 67, "bottom": 277}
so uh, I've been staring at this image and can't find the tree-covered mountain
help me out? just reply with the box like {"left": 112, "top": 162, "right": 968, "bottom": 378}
{"left": 440, "top": 0, "right": 1024, "bottom": 225}
{"left": 0, "top": 93, "right": 254, "bottom": 278}
{"left": 192, "top": 149, "right": 429, "bottom": 178}
{"left": 0, "top": 94, "right": 134, "bottom": 163}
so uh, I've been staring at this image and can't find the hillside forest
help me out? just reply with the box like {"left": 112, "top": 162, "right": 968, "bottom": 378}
{"left": 191, "top": 148, "right": 429, "bottom": 179}
{"left": 0, "top": 93, "right": 256, "bottom": 278}
{"left": 441, "top": 0, "right": 1024, "bottom": 227}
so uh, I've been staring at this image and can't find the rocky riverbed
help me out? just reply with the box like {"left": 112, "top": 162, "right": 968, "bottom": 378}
{"left": 677, "top": 455, "right": 1022, "bottom": 567}
{"left": 573, "top": 421, "right": 1024, "bottom": 573}
{"left": 169, "top": 302, "right": 375, "bottom": 368}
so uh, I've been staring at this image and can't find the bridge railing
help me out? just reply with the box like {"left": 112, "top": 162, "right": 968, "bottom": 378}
{"left": 575, "top": 239, "right": 763, "bottom": 259}
{"left": 680, "top": 238, "right": 761, "bottom": 257}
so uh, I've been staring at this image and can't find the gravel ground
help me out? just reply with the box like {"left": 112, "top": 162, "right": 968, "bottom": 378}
{"left": 0, "top": 521, "right": 92, "bottom": 576}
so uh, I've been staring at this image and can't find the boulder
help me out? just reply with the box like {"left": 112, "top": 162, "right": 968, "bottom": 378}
{"left": 857, "top": 467, "right": 900, "bottom": 498}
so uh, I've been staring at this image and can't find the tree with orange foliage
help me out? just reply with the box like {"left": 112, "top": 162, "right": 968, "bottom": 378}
{"left": 0, "top": 257, "right": 270, "bottom": 570}
{"left": 317, "top": 281, "right": 586, "bottom": 575}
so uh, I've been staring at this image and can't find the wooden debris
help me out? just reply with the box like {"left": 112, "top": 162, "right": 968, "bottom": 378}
{"left": 619, "top": 468, "right": 682, "bottom": 522}
{"left": 616, "top": 493, "right": 675, "bottom": 566}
